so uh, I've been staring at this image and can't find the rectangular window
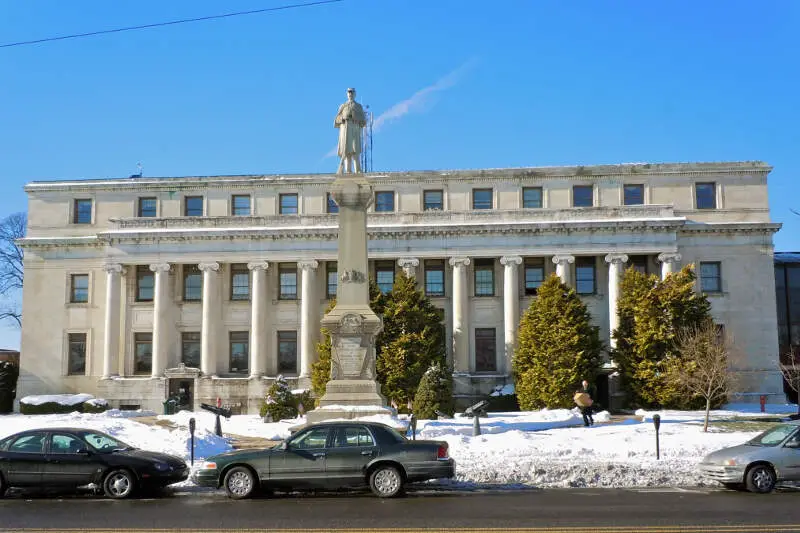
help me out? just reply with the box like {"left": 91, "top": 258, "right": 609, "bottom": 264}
{"left": 136, "top": 266, "right": 154, "bottom": 302}
{"left": 137, "top": 197, "right": 157, "bottom": 217}
{"left": 575, "top": 257, "right": 596, "bottom": 295}
{"left": 279, "top": 193, "right": 298, "bottom": 215}
{"left": 522, "top": 187, "right": 543, "bottom": 208}
{"left": 183, "top": 265, "right": 202, "bottom": 301}
{"left": 67, "top": 333, "right": 86, "bottom": 375}
{"left": 475, "top": 328, "right": 497, "bottom": 372}
{"left": 279, "top": 264, "right": 297, "bottom": 300}
{"left": 181, "top": 332, "right": 201, "bottom": 368}
{"left": 524, "top": 261, "right": 544, "bottom": 296}
{"left": 374, "top": 191, "right": 395, "bottom": 212}
{"left": 229, "top": 331, "right": 249, "bottom": 374}
{"left": 230, "top": 264, "right": 250, "bottom": 301}
{"left": 326, "top": 262, "right": 338, "bottom": 299}
{"left": 423, "top": 190, "right": 444, "bottom": 211}
{"left": 696, "top": 182, "right": 717, "bottom": 209}
{"left": 70, "top": 274, "right": 89, "bottom": 303}
{"left": 623, "top": 184, "right": 644, "bottom": 206}
{"left": 375, "top": 260, "right": 395, "bottom": 294}
{"left": 424, "top": 260, "right": 445, "bottom": 297}
{"left": 73, "top": 199, "right": 92, "bottom": 224}
{"left": 134, "top": 333, "right": 152, "bottom": 375}
{"left": 472, "top": 189, "right": 493, "bottom": 210}
{"left": 474, "top": 259, "right": 495, "bottom": 296}
{"left": 278, "top": 331, "right": 298, "bottom": 374}
{"left": 700, "top": 262, "right": 722, "bottom": 293}
{"left": 572, "top": 186, "right": 594, "bottom": 207}
{"left": 327, "top": 192, "right": 339, "bottom": 214}
{"left": 629, "top": 255, "right": 648, "bottom": 275}
{"left": 231, "top": 195, "right": 251, "bottom": 216}
{"left": 184, "top": 196, "right": 203, "bottom": 217}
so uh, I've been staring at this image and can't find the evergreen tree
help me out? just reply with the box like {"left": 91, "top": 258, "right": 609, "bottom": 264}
{"left": 413, "top": 363, "right": 455, "bottom": 419}
{"left": 612, "top": 265, "right": 713, "bottom": 408}
{"left": 260, "top": 375, "right": 298, "bottom": 421}
{"left": 513, "top": 274, "right": 603, "bottom": 409}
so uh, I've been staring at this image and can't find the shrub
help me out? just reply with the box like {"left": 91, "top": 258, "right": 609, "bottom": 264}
{"left": 260, "top": 376, "right": 309, "bottom": 421}
{"left": 82, "top": 399, "right": 109, "bottom": 414}
{"left": 19, "top": 393, "right": 97, "bottom": 415}
{"left": 412, "top": 364, "right": 455, "bottom": 419}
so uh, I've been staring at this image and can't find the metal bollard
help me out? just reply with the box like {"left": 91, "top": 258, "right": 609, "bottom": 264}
{"left": 189, "top": 417, "right": 196, "bottom": 466}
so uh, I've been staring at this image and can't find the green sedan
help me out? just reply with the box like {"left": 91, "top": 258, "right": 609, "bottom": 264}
{"left": 194, "top": 421, "right": 455, "bottom": 499}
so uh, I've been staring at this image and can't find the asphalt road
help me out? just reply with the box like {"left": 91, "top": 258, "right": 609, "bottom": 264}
{"left": 1, "top": 486, "right": 800, "bottom": 532}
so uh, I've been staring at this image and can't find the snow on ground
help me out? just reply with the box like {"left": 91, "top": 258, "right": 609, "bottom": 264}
{"left": 2, "top": 402, "right": 796, "bottom": 489}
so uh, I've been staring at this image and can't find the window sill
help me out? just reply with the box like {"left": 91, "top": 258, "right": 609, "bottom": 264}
{"left": 131, "top": 301, "right": 154, "bottom": 306}
{"left": 229, "top": 299, "right": 251, "bottom": 304}
{"left": 66, "top": 302, "right": 90, "bottom": 308}
{"left": 703, "top": 291, "right": 726, "bottom": 298}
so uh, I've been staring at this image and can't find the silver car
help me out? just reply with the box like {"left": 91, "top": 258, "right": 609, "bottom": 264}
{"left": 699, "top": 420, "right": 800, "bottom": 493}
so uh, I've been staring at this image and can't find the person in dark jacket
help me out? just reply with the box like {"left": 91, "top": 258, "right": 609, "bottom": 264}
{"left": 580, "top": 379, "right": 595, "bottom": 426}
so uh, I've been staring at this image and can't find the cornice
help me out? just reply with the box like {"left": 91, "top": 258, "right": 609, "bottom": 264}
{"left": 678, "top": 222, "right": 782, "bottom": 235}
{"left": 23, "top": 161, "right": 772, "bottom": 193}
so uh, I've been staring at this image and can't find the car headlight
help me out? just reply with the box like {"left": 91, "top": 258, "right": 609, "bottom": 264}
{"left": 153, "top": 462, "right": 170, "bottom": 471}
{"left": 200, "top": 461, "right": 217, "bottom": 470}
{"left": 722, "top": 459, "right": 737, "bottom": 466}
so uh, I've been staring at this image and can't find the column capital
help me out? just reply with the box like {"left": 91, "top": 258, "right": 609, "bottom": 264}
{"left": 247, "top": 261, "right": 270, "bottom": 272}
{"left": 149, "top": 263, "right": 171, "bottom": 273}
{"left": 298, "top": 260, "right": 319, "bottom": 271}
{"left": 657, "top": 252, "right": 682, "bottom": 264}
{"left": 500, "top": 255, "right": 523, "bottom": 267}
{"left": 449, "top": 257, "right": 471, "bottom": 268}
{"left": 604, "top": 254, "right": 629, "bottom": 265}
{"left": 103, "top": 263, "right": 126, "bottom": 275}
{"left": 397, "top": 258, "right": 420, "bottom": 268}
{"left": 551, "top": 254, "right": 575, "bottom": 265}
{"left": 198, "top": 262, "right": 220, "bottom": 272}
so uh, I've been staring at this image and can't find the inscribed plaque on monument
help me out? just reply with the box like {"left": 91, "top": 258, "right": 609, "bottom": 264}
{"left": 336, "top": 336, "right": 365, "bottom": 376}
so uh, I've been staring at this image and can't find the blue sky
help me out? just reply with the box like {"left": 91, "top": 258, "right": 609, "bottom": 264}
{"left": 0, "top": 0, "right": 798, "bottom": 349}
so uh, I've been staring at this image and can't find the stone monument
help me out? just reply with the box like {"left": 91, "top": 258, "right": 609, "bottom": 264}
{"left": 305, "top": 88, "right": 390, "bottom": 423}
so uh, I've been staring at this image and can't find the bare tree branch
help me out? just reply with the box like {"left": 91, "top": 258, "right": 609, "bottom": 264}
{"left": 779, "top": 350, "right": 800, "bottom": 416}
{"left": 667, "top": 321, "right": 737, "bottom": 432}
{"left": 0, "top": 213, "right": 25, "bottom": 327}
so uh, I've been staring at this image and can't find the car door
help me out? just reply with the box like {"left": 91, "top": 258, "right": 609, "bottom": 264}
{"left": 325, "top": 425, "right": 379, "bottom": 486}
{"left": 44, "top": 432, "right": 104, "bottom": 487}
{"left": 268, "top": 427, "right": 329, "bottom": 487}
{"left": 779, "top": 428, "right": 800, "bottom": 481}
{"left": 4, "top": 432, "right": 47, "bottom": 486}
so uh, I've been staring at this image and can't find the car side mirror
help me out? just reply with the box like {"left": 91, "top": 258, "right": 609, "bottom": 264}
{"left": 280, "top": 441, "right": 289, "bottom": 451}
{"left": 785, "top": 441, "right": 800, "bottom": 449}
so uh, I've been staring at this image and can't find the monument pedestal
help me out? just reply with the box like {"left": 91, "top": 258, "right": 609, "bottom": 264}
{"left": 305, "top": 172, "right": 389, "bottom": 425}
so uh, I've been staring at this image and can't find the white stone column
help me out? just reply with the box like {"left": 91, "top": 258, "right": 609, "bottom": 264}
{"left": 449, "top": 257, "right": 471, "bottom": 373}
{"left": 605, "top": 254, "right": 629, "bottom": 349}
{"left": 552, "top": 255, "right": 575, "bottom": 286}
{"left": 149, "top": 263, "right": 171, "bottom": 378}
{"left": 397, "top": 258, "right": 419, "bottom": 278}
{"left": 247, "top": 262, "right": 269, "bottom": 378}
{"left": 298, "top": 260, "right": 319, "bottom": 379}
{"left": 102, "top": 264, "right": 125, "bottom": 379}
{"left": 199, "top": 262, "right": 220, "bottom": 377}
{"left": 500, "top": 255, "right": 522, "bottom": 375}
{"left": 657, "top": 252, "right": 682, "bottom": 280}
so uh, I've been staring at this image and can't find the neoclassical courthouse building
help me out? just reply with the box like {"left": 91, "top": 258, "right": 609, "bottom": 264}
{"left": 17, "top": 161, "right": 784, "bottom": 412}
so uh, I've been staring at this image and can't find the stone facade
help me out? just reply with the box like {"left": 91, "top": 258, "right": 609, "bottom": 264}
{"left": 17, "top": 162, "right": 785, "bottom": 412}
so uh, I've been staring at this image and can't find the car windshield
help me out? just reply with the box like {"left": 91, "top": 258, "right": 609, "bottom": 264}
{"left": 83, "top": 432, "right": 132, "bottom": 452}
{"left": 748, "top": 424, "right": 798, "bottom": 447}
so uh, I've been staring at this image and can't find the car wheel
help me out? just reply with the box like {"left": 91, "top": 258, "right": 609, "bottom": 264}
{"left": 224, "top": 466, "right": 257, "bottom": 500}
{"left": 369, "top": 465, "right": 404, "bottom": 498}
{"left": 103, "top": 469, "right": 136, "bottom": 499}
{"left": 745, "top": 465, "right": 776, "bottom": 494}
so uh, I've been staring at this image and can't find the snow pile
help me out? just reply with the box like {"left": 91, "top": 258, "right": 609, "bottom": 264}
{"left": 0, "top": 411, "right": 231, "bottom": 462}
{"left": 159, "top": 411, "right": 299, "bottom": 441}
{"left": 418, "top": 409, "right": 610, "bottom": 438}
{"left": 20, "top": 393, "right": 94, "bottom": 406}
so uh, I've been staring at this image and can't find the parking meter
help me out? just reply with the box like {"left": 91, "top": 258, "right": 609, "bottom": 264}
{"left": 188, "top": 417, "right": 196, "bottom": 466}
{"left": 410, "top": 413, "right": 417, "bottom": 440}
{"left": 652, "top": 414, "right": 661, "bottom": 460}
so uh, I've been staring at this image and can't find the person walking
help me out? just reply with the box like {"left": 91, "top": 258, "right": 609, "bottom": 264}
{"left": 579, "top": 379, "right": 595, "bottom": 426}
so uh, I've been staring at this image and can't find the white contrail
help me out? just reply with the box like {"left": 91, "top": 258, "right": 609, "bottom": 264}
{"left": 322, "top": 58, "right": 478, "bottom": 159}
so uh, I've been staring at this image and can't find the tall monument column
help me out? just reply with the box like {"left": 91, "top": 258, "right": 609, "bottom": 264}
{"left": 150, "top": 263, "right": 171, "bottom": 378}
{"left": 552, "top": 255, "right": 575, "bottom": 286}
{"left": 199, "top": 262, "right": 220, "bottom": 376}
{"left": 500, "top": 255, "right": 522, "bottom": 375}
{"left": 658, "top": 252, "right": 682, "bottom": 280}
{"left": 605, "top": 254, "right": 628, "bottom": 349}
{"left": 298, "top": 260, "right": 319, "bottom": 381}
{"left": 449, "top": 257, "right": 471, "bottom": 373}
{"left": 248, "top": 262, "right": 269, "bottom": 378}
{"left": 102, "top": 263, "right": 125, "bottom": 379}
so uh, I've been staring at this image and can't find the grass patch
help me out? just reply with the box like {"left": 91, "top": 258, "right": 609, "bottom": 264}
{"left": 706, "top": 419, "right": 781, "bottom": 433}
